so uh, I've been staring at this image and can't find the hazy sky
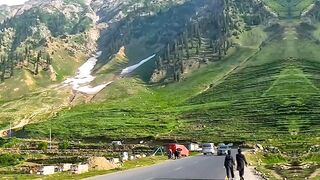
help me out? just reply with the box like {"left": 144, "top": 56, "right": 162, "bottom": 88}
{"left": 0, "top": 0, "right": 28, "bottom": 6}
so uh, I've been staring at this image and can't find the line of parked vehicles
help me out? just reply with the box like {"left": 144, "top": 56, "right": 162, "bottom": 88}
{"left": 167, "top": 143, "right": 233, "bottom": 159}
{"left": 202, "top": 143, "right": 232, "bottom": 156}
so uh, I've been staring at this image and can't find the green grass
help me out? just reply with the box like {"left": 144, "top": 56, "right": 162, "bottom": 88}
{"left": 234, "top": 26, "right": 268, "bottom": 48}
{"left": 304, "top": 153, "right": 320, "bottom": 163}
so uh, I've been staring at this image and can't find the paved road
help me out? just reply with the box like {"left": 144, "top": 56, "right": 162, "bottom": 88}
{"left": 87, "top": 152, "right": 257, "bottom": 180}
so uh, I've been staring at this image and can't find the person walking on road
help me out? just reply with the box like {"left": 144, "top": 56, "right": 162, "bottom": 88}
{"left": 236, "top": 148, "right": 248, "bottom": 180}
{"left": 224, "top": 150, "right": 235, "bottom": 180}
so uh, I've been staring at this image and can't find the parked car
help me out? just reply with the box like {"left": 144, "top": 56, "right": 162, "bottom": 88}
{"left": 202, "top": 143, "right": 215, "bottom": 155}
{"left": 217, "top": 144, "right": 231, "bottom": 155}
{"left": 167, "top": 143, "right": 189, "bottom": 157}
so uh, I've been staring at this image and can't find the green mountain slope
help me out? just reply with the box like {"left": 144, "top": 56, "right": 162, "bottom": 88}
{"left": 11, "top": 1, "right": 319, "bottom": 155}
{"left": 0, "top": 0, "right": 269, "bottom": 129}
{"left": 0, "top": 0, "right": 319, "bottom": 160}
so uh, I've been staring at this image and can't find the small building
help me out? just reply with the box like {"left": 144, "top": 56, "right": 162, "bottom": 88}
{"left": 61, "top": 163, "right": 72, "bottom": 171}
{"left": 71, "top": 164, "right": 89, "bottom": 174}
{"left": 110, "top": 158, "right": 120, "bottom": 164}
{"left": 121, "top": 152, "right": 129, "bottom": 161}
{"left": 38, "top": 166, "right": 55, "bottom": 175}
{"left": 111, "top": 141, "right": 122, "bottom": 146}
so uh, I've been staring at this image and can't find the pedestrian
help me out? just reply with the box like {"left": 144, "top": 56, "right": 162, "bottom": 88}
{"left": 168, "top": 149, "right": 173, "bottom": 159}
{"left": 236, "top": 148, "right": 248, "bottom": 180}
{"left": 224, "top": 150, "right": 235, "bottom": 180}
{"left": 174, "top": 149, "right": 180, "bottom": 159}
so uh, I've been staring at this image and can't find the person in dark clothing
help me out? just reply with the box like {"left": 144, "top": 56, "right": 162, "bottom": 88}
{"left": 224, "top": 150, "right": 235, "bottom": 180}
{"left": 236, "top": 148, "right": 248, "bottom": 180}
{"left": 174, "top": 149, "right": 181, "bottom": 159}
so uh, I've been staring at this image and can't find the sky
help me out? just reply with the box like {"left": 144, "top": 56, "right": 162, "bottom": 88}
{"left": 0, "top": 0, "right": 28, "bottom": 6}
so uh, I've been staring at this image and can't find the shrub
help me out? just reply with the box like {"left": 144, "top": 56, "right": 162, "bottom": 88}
{"left": 0, "top": 154, "right": 25, "bottom": 167}
{"left": 0, "top": 138, "right": 22, "bottom": 148}
{"left": 37, "top": 142, "right": 48, "bottom": 151}
{"left": 58, "top": 140, "right": 70, "bottom": 150}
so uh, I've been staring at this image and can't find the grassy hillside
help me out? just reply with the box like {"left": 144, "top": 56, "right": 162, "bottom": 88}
{"left": 17, "top": 17, "right": 320, "bottom": 155}
{"left": 15, "top": 26, "right": 269, "bottom": 140}
{"left": 263, "top": 0, "right": 315, "bottom": 18}
{"left": 186, "top": 22, "right": 320, "bottom": 149}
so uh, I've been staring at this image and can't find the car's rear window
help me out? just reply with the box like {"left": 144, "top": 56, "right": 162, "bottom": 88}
{"left": 203, "top": 144, "right": 212, "bottom": 148}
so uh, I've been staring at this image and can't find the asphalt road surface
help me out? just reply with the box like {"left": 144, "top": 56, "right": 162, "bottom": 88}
{"left": 87, "top": 151, "right": 258, "bottom": 180}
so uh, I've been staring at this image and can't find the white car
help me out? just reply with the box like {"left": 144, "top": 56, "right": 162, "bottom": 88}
{"left": 202, "top": 143, "right": 215, "bottom": 155}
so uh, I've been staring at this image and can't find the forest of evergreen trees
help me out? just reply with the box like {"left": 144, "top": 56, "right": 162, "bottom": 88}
{"left": 0, "top": 46, "right": 52, "bottom": 83}
{"left": 151, "top": 0, "right": 272, "bottom": 82}
{"left": 0, "top": 0, "right": 273, "bottom": 84}
{"left": 0, "top": 4, "right": 90, "bottom": 83}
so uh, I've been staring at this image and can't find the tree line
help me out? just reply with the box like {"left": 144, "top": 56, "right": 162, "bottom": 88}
{"left": 0, "top": 47, "right": 53, "bottom": 83}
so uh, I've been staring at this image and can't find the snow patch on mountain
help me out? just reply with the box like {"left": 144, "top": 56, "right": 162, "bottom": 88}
{"left": 63, "top": 51, "right": 111, "bottom": 94}
{"left": 121, "top": 54, "right": 156, "bottom": 76}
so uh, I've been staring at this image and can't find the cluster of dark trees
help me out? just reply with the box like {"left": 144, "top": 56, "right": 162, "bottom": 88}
{"left": 97, "top": 0, "right": 212, "bottom": 71}
{"left": 152, "top": 0, "right": 229, "bottom": 82}
{"left": 0, "top": 47, "right": 52, "bottom": 83}
{"left": 233, "top": 0, "right": 272, "bottom": 25}
{"left": 23, "top": 47, "right": 53, "bottom": 75}
{"left": 95, "top": 0, "right": 273, "bottom": 82}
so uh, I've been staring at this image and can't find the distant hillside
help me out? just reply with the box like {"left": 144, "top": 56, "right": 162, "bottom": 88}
{"left": 1, "top": 0, "right": 319, "bottom": 153}
{"left": 0, "top": 0, "right": 272, "bottom": 120}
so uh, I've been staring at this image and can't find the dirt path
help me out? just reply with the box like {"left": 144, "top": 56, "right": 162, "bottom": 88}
{"left": 198, "top": 47, "right": 260, "bottom": 95}
{"left": 237, "top": 166, "right": 264, "bottom": 180}
{"left": 309, "top": 168, "right": 320, "bottom": 179}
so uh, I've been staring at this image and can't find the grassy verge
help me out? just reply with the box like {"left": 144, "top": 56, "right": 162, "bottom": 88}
{"left": 0, "top": 156, "right": 167, "bottom": 180}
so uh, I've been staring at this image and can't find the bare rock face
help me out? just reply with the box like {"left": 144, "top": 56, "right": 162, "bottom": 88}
{"left": 150, "top": 69, "right": 167, "bottom": 83}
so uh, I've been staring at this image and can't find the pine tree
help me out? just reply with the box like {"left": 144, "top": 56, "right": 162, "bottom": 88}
{"left": 10, "top": 59, "right": 14, "bottom": 77}
{"left": 35, "top": 50, "right": 42, "bottom": 75}
{"left": 167, "top": 43, "right": 171, "bottom": 62}
{"left": 158, "top": 55, "right": 163, "bottom": 69}
{"left": 46, "top": 53, "right": 52, "bottom": 65}
{"left": 1, "top": 55, "right": 6, "bottom": 82}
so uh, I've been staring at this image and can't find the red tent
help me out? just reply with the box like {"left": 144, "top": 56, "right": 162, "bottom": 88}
{"left": 167, "top": 143, "right": 189, "bottom": 157}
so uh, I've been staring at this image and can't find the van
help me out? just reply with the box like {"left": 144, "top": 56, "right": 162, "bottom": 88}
{"left": 202, "top": 143, "right": 215, "bottom": 155}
